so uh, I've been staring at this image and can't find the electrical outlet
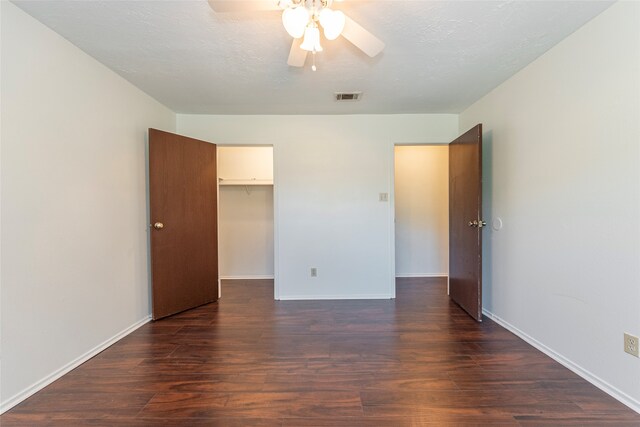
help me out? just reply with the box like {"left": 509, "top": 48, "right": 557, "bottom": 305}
{"left": 624, "top": 333, "right": 639, "bottom": 357}
{"left": 310, "top": 268, "right": 317, "bottom": 277}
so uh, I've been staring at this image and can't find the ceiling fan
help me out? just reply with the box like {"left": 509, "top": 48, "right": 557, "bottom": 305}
{"left": 207, "top": 0, "right": 385, "bottom": 70}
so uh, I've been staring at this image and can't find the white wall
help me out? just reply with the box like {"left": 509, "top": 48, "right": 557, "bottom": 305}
{"left": 460, "top": 1, "right": 640, "bottom": 410}
{"left": 219, "top": 186, "right": 274, "bottom": 279}
{"left": 218, "top": 146, "right": 274, "bottom": 278}
{"left": 0, "top": 2, "right": 175, "bottom": 411}
{"left": 394, "top": 146, "right": 448, "bottom": 277}
{"left": 218, "top": 146, "right": 273, "bottom": 183}
{"left": 177, "top": 114, "right": 459, "bottom": 299}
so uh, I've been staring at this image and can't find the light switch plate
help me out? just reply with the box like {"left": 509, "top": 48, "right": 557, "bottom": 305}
{"left": 379, "top": 193, "right": 388, "bottom": 202}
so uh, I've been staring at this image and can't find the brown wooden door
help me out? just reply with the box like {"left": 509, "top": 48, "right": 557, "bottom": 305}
{"left": 149, "top": 128, "right": 218, "bottom": 320}
{"left": 449, "top": 124, "right": 483, "bottom": 321}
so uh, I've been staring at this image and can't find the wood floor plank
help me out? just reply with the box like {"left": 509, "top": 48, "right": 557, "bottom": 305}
{"left": 4, "top": 392, "right": 155, "bottom": 420}
{"left": 42, "top": 372, "right": 270, "bottom": 394}
{"left": 136, "top": 392, "right": 230, "bottom": 418}
{"left": 360, "top": 389, "right": 585, "bottom": 416}
{"left": 1, "top": 278, "right": 638, "bottom": 425}
{"left": 139, "top": 391, "right": 363, "bottom": 418}
{"left": 515, "top": 413, "right": 640, "bottom": 426}
{"left": 0, "top": 417, "right": 283, "bottom": 427}
{"left": 282, "top": 416, "right": 520, "bottom": 426}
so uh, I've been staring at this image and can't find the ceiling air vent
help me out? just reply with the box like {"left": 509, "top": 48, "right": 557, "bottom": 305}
{"left": 335, "top": 92, "right": 362, "bottom": 102}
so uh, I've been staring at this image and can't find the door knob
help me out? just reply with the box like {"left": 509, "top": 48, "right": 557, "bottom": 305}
{"left": 153, "top": 222, "right": 164, "bottom": 230}
{"left": 468, "top": 220, "right": 487, "bottom": 228}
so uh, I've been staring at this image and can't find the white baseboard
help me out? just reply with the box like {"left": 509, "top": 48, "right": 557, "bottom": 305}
{"left": 278, "top": 294, "right": 393, "bottom": 301}
{"left": 483, "top": 308, "right": 640, "bottom": 414}
{"left": 220, "top": 275, "right": 274, "bottom": 280}
{"left": 395, "top": 273, "right": 448, "bottom": 278}
{"left": 0, "top": 315, "right": 152, "bottom": 414}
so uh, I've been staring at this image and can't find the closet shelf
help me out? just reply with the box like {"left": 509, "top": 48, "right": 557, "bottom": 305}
{"left": 218, "top": 178, "right": 273, "bottom": 186}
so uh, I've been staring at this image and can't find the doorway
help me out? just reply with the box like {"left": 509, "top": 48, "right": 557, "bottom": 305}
{"left": 217, "top": 146, "right": 275, "bottom": 298}
{"left": 393, "top": 125, "right": 484, "bottom": 322}
{"left": 394, "top": 145, "right": 449, "bottom": 284}
{"left": 149, "top": 130, "right": 278, "bottom": 320}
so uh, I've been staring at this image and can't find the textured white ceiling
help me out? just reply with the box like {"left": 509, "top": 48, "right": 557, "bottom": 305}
{"left": 13, "top": 0, "right": 613, "bottom": 114}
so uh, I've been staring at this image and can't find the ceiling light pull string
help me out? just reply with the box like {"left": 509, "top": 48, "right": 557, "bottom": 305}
{"left": 311, "top": 0, "right": 320, "bottom": 73}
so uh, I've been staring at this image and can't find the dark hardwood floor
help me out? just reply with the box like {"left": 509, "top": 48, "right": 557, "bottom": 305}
{"left": 2, "top": 278, "right": 638, "bottom": 426}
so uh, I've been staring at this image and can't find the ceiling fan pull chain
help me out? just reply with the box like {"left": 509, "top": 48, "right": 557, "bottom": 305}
{"left": 312, "top": 51, "right": 317, "bottom": 71}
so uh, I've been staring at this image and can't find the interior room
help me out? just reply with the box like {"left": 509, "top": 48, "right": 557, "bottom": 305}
{"left": 1, "top": 0, "right": 639, "bottom": 424}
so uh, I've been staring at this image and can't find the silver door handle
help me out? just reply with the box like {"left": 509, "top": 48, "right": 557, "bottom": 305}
{"left": 468, "top": 220, "right": 487, "bottom": 228}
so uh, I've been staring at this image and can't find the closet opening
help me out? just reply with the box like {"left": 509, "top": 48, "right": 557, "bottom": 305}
{"left": 394, "top": 144, "right": 449, "bottom": 291}
{"left": 217, "top": 146, "right": 275, "bottom": 299}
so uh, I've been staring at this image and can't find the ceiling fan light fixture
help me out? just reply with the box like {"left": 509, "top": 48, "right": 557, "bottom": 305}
{"left": 282, "top": 6, "right": 309, "bottom": 39}
{"left": 318, "top": 8, "right": 345, "bottom": 41}
{"left": 300, "top": 24, "right": 323, "bottom": 52}
{"left": 208, "top": 0, "right": 385, "bottom": 70}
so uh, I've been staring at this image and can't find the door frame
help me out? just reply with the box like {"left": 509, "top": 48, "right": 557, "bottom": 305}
{"left": 216, "top": 143, "right": 280, "bottom": 300}
{"left": 389, "top": 142, "right": 452, "bottom": 298}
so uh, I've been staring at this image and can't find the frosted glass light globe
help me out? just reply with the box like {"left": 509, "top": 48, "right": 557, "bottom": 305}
{"left": 282, "top": 6, "right": 309, "bottom": 39}
{"left": 300, "top": 25, "right": 323, "bottom": 52}
{"left": 318, "top": 8, "right": 345, "bottom": 40}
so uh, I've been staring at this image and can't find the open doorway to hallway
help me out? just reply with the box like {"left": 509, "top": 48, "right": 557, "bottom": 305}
{"left": 394, "top": 144, "right": 449, "bottom": 289}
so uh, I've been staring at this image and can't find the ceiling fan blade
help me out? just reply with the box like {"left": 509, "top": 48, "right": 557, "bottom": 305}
{"left": 287, "top": 38, "right": 308, "bottom": 67}
{"left": 341, "top": 15, "right": 385, "bottom": 58}
{"left": 207, "top": 0, "right": 281, "bottom": 13}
